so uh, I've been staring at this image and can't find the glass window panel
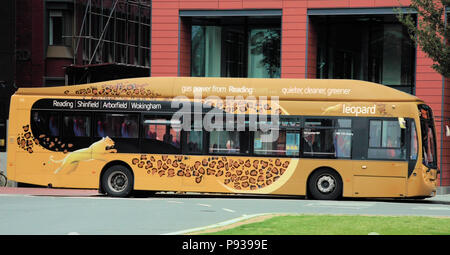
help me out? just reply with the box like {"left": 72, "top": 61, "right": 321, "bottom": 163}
{"left": 32, "top": 111, "right": 60, "bottom": 137}
{"left": 306, "top": 118, "right": 351, "bottom": 128}
{"left": 305, "top": 119, "right": 334, "bottom": 127}
{"left": 381, "top": 121, "right": 401, "bottom": 148}
{"left": 280, "top": 117, "right": 301, "bottom": 128}
{"left": 209, "top": 131, "right": 240, "bottom": 154}
{"left": 248, "top": 28, "right": 281, "bottom": 78}
{"left": 314, "top": 15, "right": 415, "bottom": 92}
{"left": 422, "top": 116, "right": 437, "bottom": 167}
{"left": 368, "top": 148, "right": 405, "bottom": 160}
{"left": 369, "top": 120, "right": 382, "bottom": 147}
{"left": 95, "top": 113, "right": 138, "bottom": 138}
{"left": 143, "top": 117, "right": 181, "bottom": 149}
{"left": 334, "top": 129, "right": 352, "bottom": 158}
{"left": 63, "top": 114, "right": 91, "bottom": 137}
{"left": 191, "top": 26, "right": 222, "bottom": 77}
{"left": 410, "top": 121, "right": 418, "bottom": 160}
{"left": 286, "top": 132, "right": 300, "bottom": 156}
{"left": 186, "top": 131, "right": 203, "bottom": 153}
{"left": 254, "top": 130, "right": 299, "bottom": 156}
{"left": 337, "top": 119, "right": 352, "bottom": 128}
{"left": 303, "top": 128, "right": 336, "bottom": 158}
{"left": 368, "top": 119, "right": 406, "bottom": 160}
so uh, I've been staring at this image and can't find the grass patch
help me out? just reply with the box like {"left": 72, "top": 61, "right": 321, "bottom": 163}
{"left": 202, "top": 214, "right": 450, "bottom": 235}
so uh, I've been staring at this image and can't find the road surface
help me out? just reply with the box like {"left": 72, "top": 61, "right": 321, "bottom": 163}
{"left": 0, "top": 187, "right": 449, "bottom": 235}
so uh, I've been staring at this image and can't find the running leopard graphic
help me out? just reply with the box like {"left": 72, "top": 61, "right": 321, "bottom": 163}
{"left": 50, "top": 137, "right": 117, "bottom": 174}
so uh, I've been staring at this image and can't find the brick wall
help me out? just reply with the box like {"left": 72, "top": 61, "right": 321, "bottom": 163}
{"left": 15, "top": 0, "right": 45, "bottom": 87}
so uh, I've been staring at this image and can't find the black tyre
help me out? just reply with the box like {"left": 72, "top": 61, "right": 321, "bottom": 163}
{"left": 308, "top": 168, "right": 342, "bottom": 200}
{"left": 101, "top": 165, "right": 134, "bottom": 197}
{"left": 0, "top": 172, "right": 7, "bottom": 187}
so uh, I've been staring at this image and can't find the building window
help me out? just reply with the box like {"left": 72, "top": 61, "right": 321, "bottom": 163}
{"left": 191, "top": 26, "right": 222, "bottom": 77}
{"left": 190, "top": 16, "right": 281, "bottom": 78}
{"left": 313, "top": 14, "right": 416, "bottom": 94}
{"left": 49, "top": 10, "right": 64, "bottom": 46}
{"left": 77, "top": 2, "right": 152, "bottom": 66}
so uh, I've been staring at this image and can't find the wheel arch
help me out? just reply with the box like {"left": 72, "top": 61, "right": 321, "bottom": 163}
{"left": 306, "top": 166, "right": 343, "bottom": 199}
{"left": 98, "top": 160, "right": 134, "bottom": 194}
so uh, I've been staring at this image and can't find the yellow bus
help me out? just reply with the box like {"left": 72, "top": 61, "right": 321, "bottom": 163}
{"left": 7, "top": 77, "right": 438, "bottom": 199}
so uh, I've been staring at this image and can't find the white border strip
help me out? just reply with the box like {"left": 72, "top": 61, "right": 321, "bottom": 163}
{"left": 162, "top": 213, "right": 270, "bottom": 235}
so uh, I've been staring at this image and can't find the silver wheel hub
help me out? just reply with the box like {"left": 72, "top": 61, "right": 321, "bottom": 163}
{"left": 317, "top": 175, "right": 336, "bottom": 193}
{"left": 107, "top": 171, "right": 128, "bottom": 193}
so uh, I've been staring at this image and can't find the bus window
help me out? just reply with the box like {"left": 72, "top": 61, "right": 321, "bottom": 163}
{"left": 368, "top": 119, "right": 406, "bottom": 160}
{"left": 410, "top": 121, "right": 418, "bottom": 160}
{"left": 144, "top": 119, "right": 167, "bottom": 141}
{"left": 419, "top": 105, "right": 437, "bottom": 168}
{"left": 254, "top": 130, "right": 300, "bottom": 156}
{"left": 302, "top": 118, "right": 352, "bottom": 158}
{"left": 142, "top": 117, "right": 181, "bottom": 154}
{"left": 209, "top": 130, "right": 249, "bottom": 155}
{"left": 334, "top": 130, "right": 352, "bottom": 158}
{"left": 303, "top": 129, "right": 335, "bottom": 157}
{"left": 186, "top": 130, "right": 203, "bottom": 154}
{"left": 31, "top": 111, "right": 60, "bottom": 137}
{"left": 63, "top": 114, "right": 91, "bottom": 137}
{"left": 95, "top": 113, "right": 138, "bottom": 138}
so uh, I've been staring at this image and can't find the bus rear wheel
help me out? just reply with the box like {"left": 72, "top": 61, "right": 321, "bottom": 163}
{"left": 101, "top": 165, "right": 134, "bottom": 197}
{"left": 308, "top": 168, "right": 342, "bottom": 200}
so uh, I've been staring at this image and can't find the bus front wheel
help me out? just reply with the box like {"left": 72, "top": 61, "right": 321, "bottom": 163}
{"left": 308, "top": 168, "right": 342, "bottom": 200}
{"left": 101, "top": 165, "right": 134, "bottom": 197}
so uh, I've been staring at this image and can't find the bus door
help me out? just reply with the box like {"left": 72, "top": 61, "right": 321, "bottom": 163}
{"left": 352, "top": 118, "right": 408, "bottom": 197}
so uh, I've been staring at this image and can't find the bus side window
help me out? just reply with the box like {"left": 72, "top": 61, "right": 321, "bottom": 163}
{"left": 410, "top": 121, "right": 418, "bottom": 160}
{"left": 186, "top": 130, "right": 203, "bottom": 154}
{"left": 95, "top": 113, "right": 139, "bottom": 138}
{"left": 254, "top": 130, "right": 300, "bottom": 157}
{"left": 302, "top": 118, "right": 352, "bottom": 158}
{"left": 368, "top": 119, "right": 406, "bottom": 160}
{"left": 141, "top": 117, "right": 181, "bottom": 154}
{"left": 205, "top": 116, "right": 250, "bottom": 155}
{"left": 63, "top": 114, "right": 91, "bottom": 137}
{"left": 209, "top": 130, "right": 249, "bottom": 154}
{"left": 31, "top": 111, "right": 60, "bottom": 137}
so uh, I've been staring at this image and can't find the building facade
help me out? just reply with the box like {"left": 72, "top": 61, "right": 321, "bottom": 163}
{"left": 6, "top": 0, "right": 449, "bottom": 188}
{"left": 150, "top": 0, "right": 449, "bottom": 187}
{"left": 3, "top": 0, "right": 150, "bottom": 151}
{"left": 14, "top": 0, "right": 151, "bottom": 88}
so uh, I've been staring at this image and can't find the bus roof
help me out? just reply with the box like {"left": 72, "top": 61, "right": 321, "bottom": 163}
{"left": 15, "top": 77, "right": 421, "bottom": 102}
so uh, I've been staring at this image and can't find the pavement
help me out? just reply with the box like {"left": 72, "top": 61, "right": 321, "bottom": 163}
{"left": 0, "top": 187, "right": 99, "bottom": 196}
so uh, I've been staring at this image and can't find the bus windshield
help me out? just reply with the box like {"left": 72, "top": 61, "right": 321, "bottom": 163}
{"left": 419, "top": 104, "right": 437, "bottom": 169}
